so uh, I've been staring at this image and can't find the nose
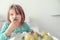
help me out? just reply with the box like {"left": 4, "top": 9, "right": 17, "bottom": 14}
{"left": 14, "top": 15, "right": 17, "bottom": 19}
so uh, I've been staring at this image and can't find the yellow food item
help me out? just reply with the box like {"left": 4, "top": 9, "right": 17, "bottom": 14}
{"left": 41, "top": 32, "right": 53, "bottom": 40}
{"left": 41, "top": 31, "right": 47, "bottom": 36}
{"left": 43, "top": 35, "right": 53, "bottom": 40}
{"left": 24, "top": 33, "right": 34, "bottom": 40}
{"left": 24, "top": 31, "right": 42, "bottom": 40}
{"left": 34, "top": 32, "right": 42, "bottom": 40}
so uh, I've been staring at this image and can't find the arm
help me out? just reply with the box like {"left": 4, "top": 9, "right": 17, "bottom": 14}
{"left": 0, "top": 21, "right": 20, "bottom": 40}
{"left": 0, "top": 23, "right": 10, "bottom": 40}
{"left": 0, "top": 19, "right": 22, "bottom": 40}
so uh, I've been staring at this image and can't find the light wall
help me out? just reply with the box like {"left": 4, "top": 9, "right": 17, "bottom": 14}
{"left": 0, "top": 0, "right": 60, "bottom": 39}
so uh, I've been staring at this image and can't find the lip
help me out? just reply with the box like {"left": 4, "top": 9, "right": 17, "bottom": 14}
{"left": 13, "top": 19, "right": 17, "bottom": 21}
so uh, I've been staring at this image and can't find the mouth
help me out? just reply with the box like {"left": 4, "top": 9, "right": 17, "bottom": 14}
{"left": 13, "top": 19, "right": 17, "bottom": 21}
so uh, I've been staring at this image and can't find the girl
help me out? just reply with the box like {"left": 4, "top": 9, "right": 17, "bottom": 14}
{"left": 0, "top": 4, "right": 31, "bottom": 40}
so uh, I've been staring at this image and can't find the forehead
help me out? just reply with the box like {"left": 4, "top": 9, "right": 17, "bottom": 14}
{"left": 9, "top": 8, "right": 16, "bottom": 14}
{"left": 9, "top": 8, "right": 20, "bottom": 15}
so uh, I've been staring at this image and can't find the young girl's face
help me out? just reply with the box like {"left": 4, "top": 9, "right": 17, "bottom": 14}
{"left": 9, "top": 8, "right": 21, "bottom": 23}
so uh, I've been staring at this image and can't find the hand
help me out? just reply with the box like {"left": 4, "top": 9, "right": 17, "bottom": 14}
{"left": 5, "top": 20, "right": 21, "bottom": 36}
{"left": 10, "top": 19, "right": 21, "bottom": 30}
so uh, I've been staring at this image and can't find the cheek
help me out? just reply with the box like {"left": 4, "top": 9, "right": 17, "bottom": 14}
{"left": 17, "top": 15, "right": 21, "bottom": 21}
{"left": 10, "top": 16, "right": 13, "bottom": 21}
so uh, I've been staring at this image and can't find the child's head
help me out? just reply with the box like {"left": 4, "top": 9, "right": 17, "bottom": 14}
{"left": 7, "top": 4, "right": 25, "bottom": 25}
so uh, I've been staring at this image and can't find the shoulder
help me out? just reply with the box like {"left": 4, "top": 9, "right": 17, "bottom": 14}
{"left": 22, "top": 22, "right": 29, "bottom": 27}
{"left": 23, "top": 22, "right": 29, "bottom": 25}
{"left": 2, "top": 22, "right": 9, "bottom": 28}
{"left": 23, "top": 22, "right": 31, "bottom": 31}
{"left": 3, "top": 22, "right": 9, "bottom": 26}
{"left": 0, "top": 22, "right": 9, "bottom": 32}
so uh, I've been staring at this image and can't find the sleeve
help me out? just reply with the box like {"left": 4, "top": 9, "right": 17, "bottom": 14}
{"left": 0, "top": 23, "right": 10, "bottom": 40}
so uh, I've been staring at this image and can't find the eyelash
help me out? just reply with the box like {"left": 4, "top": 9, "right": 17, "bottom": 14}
{"left": 10, "top": 13, "right": 19, "bottom": 16}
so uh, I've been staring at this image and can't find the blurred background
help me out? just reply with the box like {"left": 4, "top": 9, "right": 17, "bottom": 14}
{"left": 0, "top": 0, "right": 60, "bottom": 39}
